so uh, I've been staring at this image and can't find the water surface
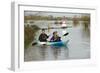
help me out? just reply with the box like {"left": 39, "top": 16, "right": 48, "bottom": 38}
{"left": 24, "top": 21, "right": 90, "bottom": 61}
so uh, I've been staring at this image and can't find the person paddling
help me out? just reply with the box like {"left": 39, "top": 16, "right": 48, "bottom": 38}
{"left": 50, "top": 31, "right": 61, "bottom": 42}
{"left": 38, "top": 29, "right": 49, "bottom": 42}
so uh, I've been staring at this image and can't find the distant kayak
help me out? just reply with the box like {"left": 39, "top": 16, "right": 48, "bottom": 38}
{"left": 37, "top": 40, "right": 69, "bottom": 47}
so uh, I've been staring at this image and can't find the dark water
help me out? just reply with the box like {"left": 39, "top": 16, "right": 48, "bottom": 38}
{"left": 24, "top": 21, "right": 90, "bottom": 62}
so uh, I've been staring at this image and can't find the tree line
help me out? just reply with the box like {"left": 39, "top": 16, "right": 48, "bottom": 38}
{"left": 24, "top": 15, "right": 90, "bottom": 21}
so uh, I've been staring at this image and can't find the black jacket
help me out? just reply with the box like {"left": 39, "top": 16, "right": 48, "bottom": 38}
{"left": 39, "top": 33, "right": 48, "bottom": 42}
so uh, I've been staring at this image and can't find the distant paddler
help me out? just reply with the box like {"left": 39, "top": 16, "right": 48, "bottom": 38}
{"left": 61, "top": 16, "right": 67, "bottom": 28}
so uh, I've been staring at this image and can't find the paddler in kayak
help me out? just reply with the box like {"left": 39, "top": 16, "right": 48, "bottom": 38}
{"left": 50, "top": 31, "right": 61, "bottom": 42}
{"left": 39, "top": 29, "right": 49, "bottom": 42}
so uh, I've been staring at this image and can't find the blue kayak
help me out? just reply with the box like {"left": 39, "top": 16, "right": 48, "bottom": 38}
{"left": 38, "top": 40, "right": 69, "bottom": 47}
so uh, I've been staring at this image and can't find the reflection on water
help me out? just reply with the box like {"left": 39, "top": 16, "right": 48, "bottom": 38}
{"left": 24, "top": 45, "right": 69, "bottom": 61}
{"left": 24, "top": 21, "right": 90, "bottom": 62}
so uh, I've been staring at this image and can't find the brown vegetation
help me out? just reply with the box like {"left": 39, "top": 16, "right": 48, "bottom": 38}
{"left": 24, "top": 25, "right": 40, "bottom": 48}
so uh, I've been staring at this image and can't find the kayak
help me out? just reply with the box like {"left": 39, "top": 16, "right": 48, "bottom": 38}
{"left": 32, "top": 32, "right": 69, "bottom": 47}
{"left": 37, "top": 40, "right": 69, "bottom": 47}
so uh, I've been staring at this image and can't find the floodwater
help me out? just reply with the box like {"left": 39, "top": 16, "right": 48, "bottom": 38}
{"left": 24, "top": 21, "right": 90, "bottom": 62}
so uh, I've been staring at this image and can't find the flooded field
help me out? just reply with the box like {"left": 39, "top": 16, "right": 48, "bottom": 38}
{"left": 24, "top": 21, "right": 90, "bottom": 62}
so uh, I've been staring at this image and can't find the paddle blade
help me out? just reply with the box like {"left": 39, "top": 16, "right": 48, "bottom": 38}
{"left": 63, "top": 32, "right": 69, "bottom": 36}
{"left": 32, "top": 42, "right": 38, "bottom": 46}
